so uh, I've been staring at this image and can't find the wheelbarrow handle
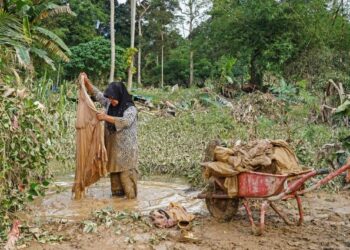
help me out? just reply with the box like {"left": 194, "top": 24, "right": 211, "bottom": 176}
{"left": 316, "top": 169, "right": 330, "bottom": 175}
{"left": 297, "top": 161, "right": 350, "bottom": 195}
{"left": 268, "top": 170, "right": 318, "bottom": 201}
{"left": 268, "top": 160, "right": 350, "bottom": 201}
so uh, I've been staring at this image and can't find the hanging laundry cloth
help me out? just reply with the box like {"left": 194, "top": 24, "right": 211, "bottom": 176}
{"left": 72, "top": 75, "right": 108, "bottom": 199}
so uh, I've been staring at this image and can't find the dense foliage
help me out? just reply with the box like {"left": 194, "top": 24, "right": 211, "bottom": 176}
{"left": 64, "top": 38, "right": 127, "bottom": 82}
{"left": 0, "top": 79, "right": 76, "bottom": 240}
{"left": 0, "top": 92, "right": 50, "bottom": 238}
{"left": 0, "top": 0, "right": 74, "bottom": 72}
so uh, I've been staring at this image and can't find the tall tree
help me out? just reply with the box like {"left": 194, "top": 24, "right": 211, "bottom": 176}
{"left": 136, "top": 0, "right": 150, "bottom": 86}
{"left": 143, "top": 0, "right": 179, "bottom": 87}
{"left": 110, "top": 0, "right": 115, "bottom": 82}
{"left": 208, "top": 0, "right": 299, "bottom": 88}
{"left": 127, "top": 0, "right": 137, "bottom": 90}
{"left": 180, "top": 0, "right": 208, "bottom": 87}
{"left": 45, "top": 0, "right": 109, "bottom": 46}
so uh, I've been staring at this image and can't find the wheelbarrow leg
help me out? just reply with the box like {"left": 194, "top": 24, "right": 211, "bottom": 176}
{"left": 269, "top": 202, "right": 293, "bottom": 225}
{"left": 295, "top": 195, "right": 304, "bottom": 226}
{"left": 259, "top": 201, "right": 268, "bottom": 235}
{"left": 243, "top": 199, "right": 268, "bottom": 235}
{"left": 243, "top": 199, "right": 255, "bottom": 228}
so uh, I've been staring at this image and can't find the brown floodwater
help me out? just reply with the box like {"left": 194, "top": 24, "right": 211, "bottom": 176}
{"left": 22, "top": 175, "right": 206, "bottom": 222}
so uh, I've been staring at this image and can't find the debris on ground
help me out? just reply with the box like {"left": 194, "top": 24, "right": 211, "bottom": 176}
{"left": 133, "top": 87, "right": 235, "bottom": 118}
{"left": 171, "top": 84, "right": 179, "bottom": 93}
{"left": 178, "top": 229, "right": 200, "bottom": 243}
{"left": 17, "top": 191, "right": 350, "bottom": 250}
{"left": 321, "top": 79, "right": 349, "bottom": 126}
{"left": 230, "top": 92, "right": 285, "bottom": 124}
{"left": 149, "top": 202, "right": 195, "bottom": 229}
{"left": 4, "top": 220, "right": 20, "bottom": 250}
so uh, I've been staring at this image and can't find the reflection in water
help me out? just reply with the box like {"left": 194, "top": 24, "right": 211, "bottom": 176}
{"left": 27, "top": 175, "right": 206, "bottom": 222}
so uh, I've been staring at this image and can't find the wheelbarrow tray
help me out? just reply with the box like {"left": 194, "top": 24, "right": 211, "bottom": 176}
{"left": 237, "top": 170, "right": 312, "bottom": 198}
{"left": 198, "top": 161, "right": 350, "bottom": 235}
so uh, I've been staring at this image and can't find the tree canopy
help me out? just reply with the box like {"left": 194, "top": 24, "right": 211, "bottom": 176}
{"left": 1, "top": 0, "right": 350, "bottom": 89}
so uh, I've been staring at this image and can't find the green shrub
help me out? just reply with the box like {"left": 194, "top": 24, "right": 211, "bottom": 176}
{"left": 64, "top": 38, "right": 127, "bottom": 82}
{"left": 0, "top": 91, "right": 54, "bottom": 239}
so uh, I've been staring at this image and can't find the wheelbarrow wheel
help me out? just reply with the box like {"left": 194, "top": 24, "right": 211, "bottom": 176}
{"left": 205, "top": 197, "right": 239, "bottom": 221}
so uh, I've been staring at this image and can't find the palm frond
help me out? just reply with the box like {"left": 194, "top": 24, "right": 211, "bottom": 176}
{"left": 31, "top": 48, "right": 56, "bottom": 70}
{"left": 0, "top": 9, "right": 25, "bottom": 46}
{"left": 15, "top": 46, "right": 31, "bottom": 67}
{"left": 33, "top": 26, "right": 71, "bottom": 54}
{"left": 23, "top": 16, "right": 32, "bottom": 44}
{"left": 33, "top": 4, "right": 76, "bottom": 23}
{"left": 33, "top": 35, "right": 70, "bottom": 62}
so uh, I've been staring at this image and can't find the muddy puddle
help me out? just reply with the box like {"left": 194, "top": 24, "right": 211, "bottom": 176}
{"left": 22, "top": 175, "right": 206, "bottom": 222}
{"left": 16, "top": 174, "right": 350, "bottom": 250}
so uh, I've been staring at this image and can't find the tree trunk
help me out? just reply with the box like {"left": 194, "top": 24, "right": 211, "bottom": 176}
{"left": 137, "top": 3, "right": 150, "bottom": 87}
{"left": 109, "top": 0, "right": 115, "bottom": 83}
{"left": 161, "top": 45, "right": 164, "bottom": 88}
{"left": 190, "top": 50, "right": 193, "bottom": 88}
{"left": 161, "top": 31, "right": 164, "bottom": 88}
{"left": 137, "top": 18, "right": 142, "bottom": 87}
{"left": 127, "top": 0, "right": 137, "bottom": 91}
{"left": 1, "top": 0, "right": 8, "bottom": 11}
{"left": 249, "top": 50, "right": 263, "bottom": 88}
{"left": 189, "top": 0, "right": 194, "bottom": 87}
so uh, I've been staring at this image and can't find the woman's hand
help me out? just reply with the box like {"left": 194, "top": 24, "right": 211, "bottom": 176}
{"left": 80, "top": 72, "right": 94, "bottom": 93}
{"left": 96, "top": 112, "right": 107, "bottom": 121}
{"left": 79, "top": 72, "right": 87, "bottom": 82}
{"left": 96, "top": 112, "right": 116, "bottom": 125}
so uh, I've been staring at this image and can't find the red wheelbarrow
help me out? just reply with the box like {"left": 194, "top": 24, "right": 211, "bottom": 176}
{"left": 197, "top": 160, "right": 350, "bottom": 235}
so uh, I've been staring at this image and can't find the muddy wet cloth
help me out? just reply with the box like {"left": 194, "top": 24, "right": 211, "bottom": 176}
{"left": 202, "top": 139, "right": 304, "bottom": 197}
{"left": 150, "top": 202, "right": 195, "bottom": 228}
{"left": 73, "top": 78, "right": 108, "bottom": 199}
{"left": 92, "top": 87, "right": 138, "bottom": 174}
{"left": 91, "top": 85, "right": 138, "bottom": 198}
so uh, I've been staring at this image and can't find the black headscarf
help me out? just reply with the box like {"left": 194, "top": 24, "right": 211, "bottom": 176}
{"left": 104, "top": 81, "right": 134, "bottom": 132}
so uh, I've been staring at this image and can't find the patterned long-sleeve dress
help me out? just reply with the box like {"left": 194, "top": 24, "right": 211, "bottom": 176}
{"left": 92, "top": 87, "right": 138, "bottom": 198}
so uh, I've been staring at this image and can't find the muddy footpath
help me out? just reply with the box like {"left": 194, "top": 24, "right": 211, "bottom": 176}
{"left": 14, "top": 175, "right": 350, "bottom": 250}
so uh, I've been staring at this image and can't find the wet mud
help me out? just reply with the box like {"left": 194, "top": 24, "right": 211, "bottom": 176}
{"left": 19, "top": 175, "right": 205, "bottom": 222}
{"left": 18, "top": 175, "right": 350, "bottom": 250}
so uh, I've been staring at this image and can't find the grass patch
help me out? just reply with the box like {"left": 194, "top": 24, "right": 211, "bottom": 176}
{"left": 136, "top": 88, "right": 348, "bottom": 186}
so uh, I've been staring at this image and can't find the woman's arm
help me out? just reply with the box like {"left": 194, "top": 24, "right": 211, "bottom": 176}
{"left": 81, "top": 73, "right": 109, "bottom": 107}
{"left": 97, "top": 106, "right": 137, "bottom": 131}
{"left": 92, "top": 86, "right": 110, "bottom": 108}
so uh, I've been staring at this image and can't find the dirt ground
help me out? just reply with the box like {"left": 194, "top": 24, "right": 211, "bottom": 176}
{"left": 13, "top": 176, "right": 350, "bottom": 250}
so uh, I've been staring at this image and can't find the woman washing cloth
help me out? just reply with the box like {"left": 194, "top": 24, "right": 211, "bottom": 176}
{"left": 80, "top": 73, "right": 138, "bottom": 199}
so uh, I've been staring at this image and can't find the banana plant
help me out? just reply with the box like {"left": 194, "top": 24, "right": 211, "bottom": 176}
{"left": 0, "top": 0, "right": 75, "bottom": 70}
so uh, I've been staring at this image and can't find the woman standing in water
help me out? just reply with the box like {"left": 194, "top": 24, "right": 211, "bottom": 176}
{"left": 81, "top": 73, "right": 138, "bottom": 199}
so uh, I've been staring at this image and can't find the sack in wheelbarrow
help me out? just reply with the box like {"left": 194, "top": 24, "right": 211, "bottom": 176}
{"left": 201, "top": 139, "right": 305, "bottom": 197}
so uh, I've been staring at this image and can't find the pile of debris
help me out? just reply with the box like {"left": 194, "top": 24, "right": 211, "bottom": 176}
{"left": 201, "top": 139, "right": 304, "bottom": 197}
{"left": 133, "top": 87, "right": 234, "bottom": 117}
{"left": 230, "top": 92, "right": 285, "bottom": 124}
{"left": 321, "top": 79, "right": 349, "bottom": 127}
{"left": 133, "top": 94, "right": 177, "bottom": 117}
